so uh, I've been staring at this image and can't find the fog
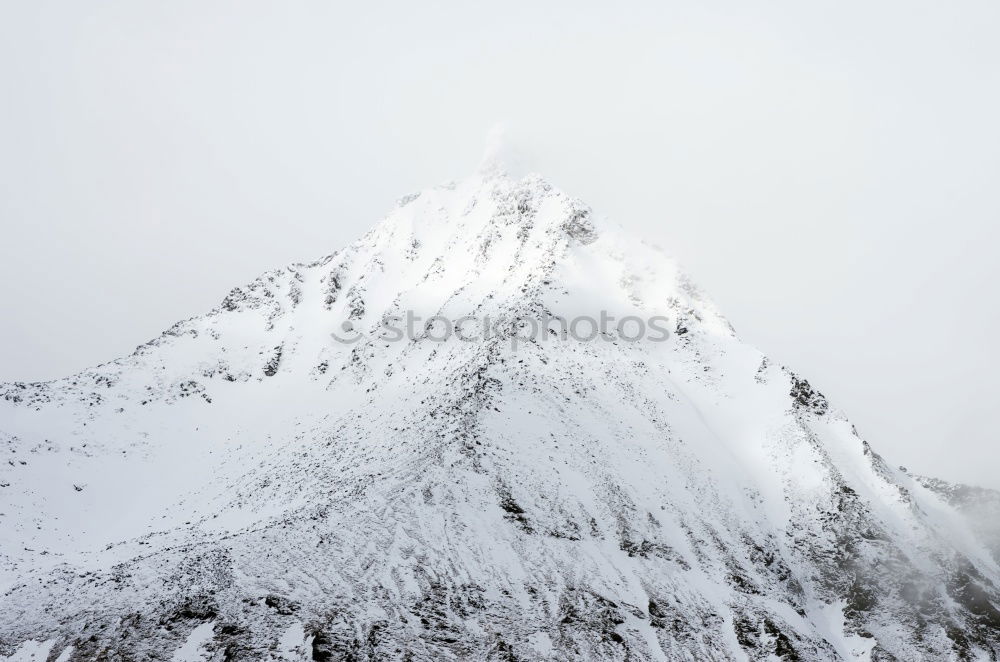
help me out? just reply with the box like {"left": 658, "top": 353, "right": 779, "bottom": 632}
{"left": 1, "top": 1, "right": 998, "bottom": 488}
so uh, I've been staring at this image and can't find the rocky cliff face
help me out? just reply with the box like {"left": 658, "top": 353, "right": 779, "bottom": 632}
{"left": 2, "top": 165, "right": 999, "bottom": 661}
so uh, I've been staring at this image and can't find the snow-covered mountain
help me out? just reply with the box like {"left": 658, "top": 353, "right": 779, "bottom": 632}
{"left": 2, "top": 160, "right": 999, "bottom": 661}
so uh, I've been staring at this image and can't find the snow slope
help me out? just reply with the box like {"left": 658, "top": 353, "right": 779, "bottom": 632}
{"left": 2, "top": 162, "right": 999, "bottom": 661}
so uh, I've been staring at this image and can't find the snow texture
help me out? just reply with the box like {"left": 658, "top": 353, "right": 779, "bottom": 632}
{"left": 2, "top": 164, "right": 999, "bottom": 660}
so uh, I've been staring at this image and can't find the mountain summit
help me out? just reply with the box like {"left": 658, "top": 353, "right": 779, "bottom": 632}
{"left": 2, "top": 165, "right": 999, "bottom": 661}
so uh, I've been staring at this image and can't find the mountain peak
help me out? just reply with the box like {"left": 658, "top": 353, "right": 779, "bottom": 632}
{"left": 2, "top": 158, "right": 999, "bottom": 661}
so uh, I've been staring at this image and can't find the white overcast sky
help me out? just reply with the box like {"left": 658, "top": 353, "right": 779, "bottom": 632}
{"left": 1, "top": 1, "right": 998, "bottom": 488}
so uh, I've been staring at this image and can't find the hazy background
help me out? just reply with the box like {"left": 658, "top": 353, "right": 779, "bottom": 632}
{"left": 1, "top": 1, "right": 998, "bottom": 487}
